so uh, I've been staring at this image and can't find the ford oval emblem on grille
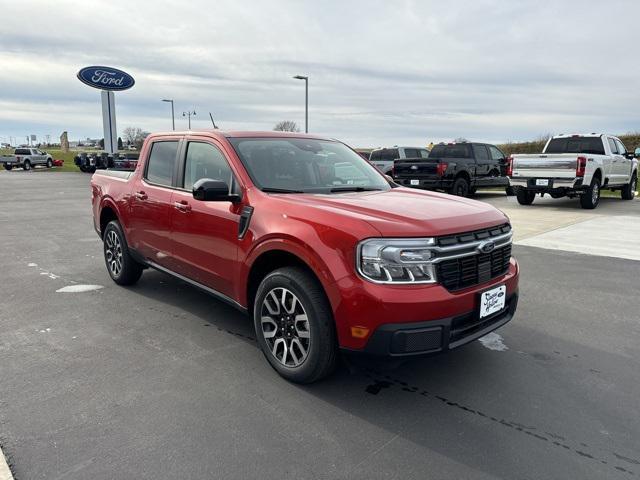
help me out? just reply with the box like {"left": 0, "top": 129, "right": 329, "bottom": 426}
{"left": 478, "top": 241, "right": 495, "bottom": 253}
{"left": 411, "top": 165, "right": 418, "bottom": 170}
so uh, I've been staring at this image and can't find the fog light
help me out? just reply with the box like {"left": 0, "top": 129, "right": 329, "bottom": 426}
{"left": 351, "top": 326, "right": 370, "bottom": 339}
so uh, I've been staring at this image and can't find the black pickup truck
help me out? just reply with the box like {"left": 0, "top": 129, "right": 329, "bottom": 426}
{"left": 393, "top": 142, "right": 510, "bottom": 196}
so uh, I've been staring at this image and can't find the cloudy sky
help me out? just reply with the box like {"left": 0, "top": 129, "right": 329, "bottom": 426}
{"left": 0, "top": 0, "right": 639, "bottom": 147}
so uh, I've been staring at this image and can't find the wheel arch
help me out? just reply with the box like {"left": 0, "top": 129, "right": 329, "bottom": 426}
{"left": 98, "top": 199, "right": 121, "bottom": 239}
{"left": 244, "top": 242, "right": 338, "bottom": 314}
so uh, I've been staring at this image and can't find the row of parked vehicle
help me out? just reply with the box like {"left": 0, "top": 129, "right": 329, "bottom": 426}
{"left": 74, "top": 152, "right": 139, "bottom": 172}
{"left": 362, "top": 133, "right": 639, "bottom": 209}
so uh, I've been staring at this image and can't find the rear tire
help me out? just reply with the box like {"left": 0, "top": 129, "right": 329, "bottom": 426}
{"left": 580, "top": 176, "right": 601, "bottom": 209}
{"left": 516, "top": 188, "right": 535, "bottom": 205}
{"left": 621, "top": 172, "right": 637, "bottom": 200}
{"left": 103, "top": 220, "right": 143, "bottom": 285}
{"left": 450, "top": 177, "right": 470, "bottom": 197}
{"left": 254, "top": 266, "right": 338, "bottom": 383}
{"left": 3, "top": 163, "right": 12, "bottom": 171}
{"left": 46, "top": 158, "right": 53, "bottom": 168}
{"left": 22, "top": 160, "right": 31, "bottom": 171}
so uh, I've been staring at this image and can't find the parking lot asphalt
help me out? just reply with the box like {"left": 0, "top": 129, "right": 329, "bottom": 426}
{"left": 1, "top": 172, "right": 639, "bottom": 480}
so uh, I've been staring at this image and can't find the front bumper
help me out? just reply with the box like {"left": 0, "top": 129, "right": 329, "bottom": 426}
{"left": 350, "top": 292, "right": 518, "bottom": 357}
{"left": 331, "top": 258, "right": 519, "bottom": 353}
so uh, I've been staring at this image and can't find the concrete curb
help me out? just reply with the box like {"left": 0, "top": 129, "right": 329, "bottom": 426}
{"left": 0, "top": 446, "right": 14, "bottom": 480}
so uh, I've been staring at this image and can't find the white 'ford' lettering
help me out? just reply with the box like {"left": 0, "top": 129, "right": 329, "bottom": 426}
{"left": 90, "top": 70, "right": 125, "bottom": 86}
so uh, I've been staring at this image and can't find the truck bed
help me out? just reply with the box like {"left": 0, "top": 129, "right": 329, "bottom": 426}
{"left": 93, "top": 169, "right": 134, "bottom": 180}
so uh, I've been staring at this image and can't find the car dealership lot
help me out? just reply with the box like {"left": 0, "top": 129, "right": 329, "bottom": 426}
{"left": 1, "top": 172, "right": 639, "bottom": 479}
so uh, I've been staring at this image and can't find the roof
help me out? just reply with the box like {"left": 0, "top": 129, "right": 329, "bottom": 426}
{"left": 552, "top": 133, "right": 606, "bottom": 138}
{"left": 147, "top": 129, "right": 333, "bottom": 140}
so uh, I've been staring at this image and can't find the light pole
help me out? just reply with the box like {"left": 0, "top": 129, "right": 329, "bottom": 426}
{"left": 162, "top": 99, "right": 175, "bottom": 130}
{"left": 293, "top": 75, "right": 308, "bottom": 133}
{"left": 183, "top": 110, "right": 196, "bottom": 129}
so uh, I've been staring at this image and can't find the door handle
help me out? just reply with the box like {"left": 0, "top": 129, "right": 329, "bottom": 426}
{"left": 174, "top": 201, "right": 191, "bottom": 212}
{"left": 135, "top": 191, "right": 148, "bottom": 200}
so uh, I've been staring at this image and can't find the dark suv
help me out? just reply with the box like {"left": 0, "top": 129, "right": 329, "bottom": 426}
{"left": 393, "top": 142, "right": 510, "bottom": 196}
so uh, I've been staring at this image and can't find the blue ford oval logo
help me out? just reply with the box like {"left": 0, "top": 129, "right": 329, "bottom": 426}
{"left": 77, "top": 66, "right": 135, "bottom": 91}
{"left": 479, "top": 241, "right": 495, "bottom": 253}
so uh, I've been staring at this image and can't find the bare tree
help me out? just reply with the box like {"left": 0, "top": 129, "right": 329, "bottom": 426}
{"left": 454, "top": 137, "right": 468, "bottom": 143}
{"left": 122, "top": 127, "right": 142, "bottom": 146}
{"left": 273, "top": 121, "right": 300, "bottom": 132}
{"left": 122, "top": 127, "right": 150, "bottom": 149}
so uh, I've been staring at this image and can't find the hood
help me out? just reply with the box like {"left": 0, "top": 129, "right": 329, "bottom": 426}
{"left": 273, "top": 187, "right": 510, "bottom": 237}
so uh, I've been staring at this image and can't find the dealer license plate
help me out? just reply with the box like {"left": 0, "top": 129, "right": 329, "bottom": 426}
{"left": 535, "top": 179, "right": 549, "bottom": 186}
{"left": 479, "top": 285, "right": 506, "bottom": 319}
{"left": 410, "top": 179, "right": 420, "bottom": 185}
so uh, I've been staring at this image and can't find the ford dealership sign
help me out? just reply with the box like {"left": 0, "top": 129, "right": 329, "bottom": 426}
{"left": 77, "top": 66, "right": 135, "bottom": 91}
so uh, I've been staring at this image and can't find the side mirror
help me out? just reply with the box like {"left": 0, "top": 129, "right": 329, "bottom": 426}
{"left": 192, "top": 178, "right": 241, "bottom": 202}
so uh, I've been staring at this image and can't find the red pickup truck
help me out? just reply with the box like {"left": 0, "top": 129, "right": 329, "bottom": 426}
{"left": 91, "top": 130, "right": 519, "bottom": 383}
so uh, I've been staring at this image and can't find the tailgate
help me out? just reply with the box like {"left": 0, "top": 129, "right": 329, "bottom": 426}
{"left": 394, "top": 159, "right": 439, "bottom": 177}
{"left": 512, "top": 154, "right": 578, "bottom": 178}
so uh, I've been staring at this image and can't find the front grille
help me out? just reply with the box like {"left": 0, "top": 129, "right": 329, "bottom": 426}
{"left": 437, "top": 244, "right": 512, "bottom": 291}
{"left": 437, "top": 223, "right": 511, "bottom": 246}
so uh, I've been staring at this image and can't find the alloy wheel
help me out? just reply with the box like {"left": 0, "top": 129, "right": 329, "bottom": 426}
{"left": 260, "top": 288, "right": 310, "bottom": 367}
{"left": 592, "top": 182, "right": 599, "bottom": 204}
{"left": 105, "top": 230, "right": 123, "bottom": 277}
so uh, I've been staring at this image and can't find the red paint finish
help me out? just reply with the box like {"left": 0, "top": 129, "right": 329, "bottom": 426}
{"left": 91, "top": 130, "right": 520, "bottom": 352}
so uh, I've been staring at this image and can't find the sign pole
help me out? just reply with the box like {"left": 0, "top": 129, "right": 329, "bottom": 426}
{"left": 101, "top": 90, "right": 118, "bottom": 154}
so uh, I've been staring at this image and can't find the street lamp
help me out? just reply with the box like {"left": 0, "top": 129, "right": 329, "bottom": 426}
{"left": 183, "top": 110, "right": 196, "bottom": 129}
{"left": 293, "top": 75, "right": 308, "bottom": 133}
{"left": 162, "top": 99, "right": 175, "bottom": 131}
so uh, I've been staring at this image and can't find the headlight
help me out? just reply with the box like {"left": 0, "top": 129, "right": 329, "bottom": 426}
{"left": 357, "top": 238, "right": 437, "bottom": 284}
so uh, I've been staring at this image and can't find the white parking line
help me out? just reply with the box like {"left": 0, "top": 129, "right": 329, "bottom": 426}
{"left": 0, "top": 446, "right": 14, "bottom": 480}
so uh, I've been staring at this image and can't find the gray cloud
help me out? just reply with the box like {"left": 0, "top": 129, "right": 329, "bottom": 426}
{"left": 1, "top": 0, "right": 638, "bottom": 147}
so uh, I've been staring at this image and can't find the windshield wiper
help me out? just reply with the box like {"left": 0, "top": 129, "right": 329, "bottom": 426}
{"left": 329, "top": 186, "right": 383, "bottom": 193}
{"left": 261, "top": 187, "right": 305, "bottom": 194}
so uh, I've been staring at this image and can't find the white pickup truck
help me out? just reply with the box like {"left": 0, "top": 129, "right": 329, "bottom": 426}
{"left": 508, "top": 134, "right": 638, "bottom": 209}
{"left": 2, "top": 148, "right": 54, "bottom": 171}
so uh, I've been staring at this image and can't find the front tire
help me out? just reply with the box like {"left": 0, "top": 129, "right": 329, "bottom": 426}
{"left": 580, "top": 176, "right": 601, "bottom": 209}
{"left": 450, "top": 177, "right": 470, "bottom": 197}
{"left": 22, "top": 160, "right": 31, "bottom": 171}
{"left": 621, "top": 172, "right": 637, "bottom": 200}
{"left": 254, "top": 267, "right": 337, "bottom": 383}
{"left": 3, "top": 163, "right": 12, "bottom": 171}
{"left": 516, "top": 188, "right": 535, "bottom": 205}
{"left": 46, "top": 158, "right": 53, "bottom": 168}
{"left": 103, "top": 220, "right": 143, "bottom": 285}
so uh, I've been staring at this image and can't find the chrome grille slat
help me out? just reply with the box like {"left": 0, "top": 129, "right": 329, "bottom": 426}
{"left": 434, "top": 223, "right": 513, "bottom": 292}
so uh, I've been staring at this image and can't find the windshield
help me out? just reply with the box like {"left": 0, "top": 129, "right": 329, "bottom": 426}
{"left": 229, "top": 137, "right": 391, "bottom": 193}
{"left": 545, "top": 137, "right": 605, "bottom": 155}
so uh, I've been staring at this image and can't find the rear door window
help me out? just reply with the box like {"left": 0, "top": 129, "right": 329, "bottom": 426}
{"left": 145, "top": 141, "right": 179, "bottom": 187}
{"left": 370, "top": 148, "right": 399, "bottom": 161}
{"left": 473, "top": 145, "right": 490, "bottom": 160}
